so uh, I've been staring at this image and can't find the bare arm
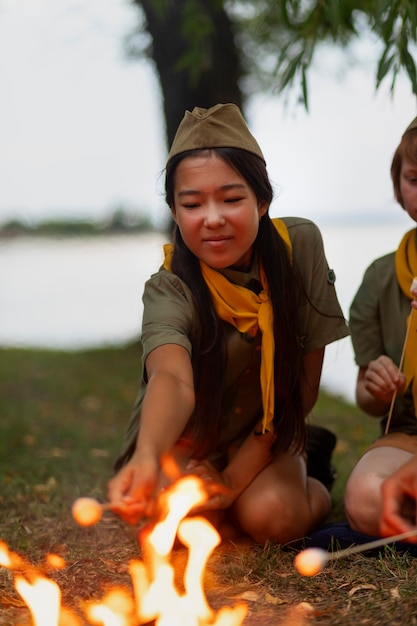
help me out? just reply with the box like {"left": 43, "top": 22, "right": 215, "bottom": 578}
{"left": 302, "top": 347, "right": 325, "bottom": 416}
{"left": 108, "top": 343, "right": 195, "bottom": 519}
{"left": 135, "top": 344, "right": 195, "bottom": 459}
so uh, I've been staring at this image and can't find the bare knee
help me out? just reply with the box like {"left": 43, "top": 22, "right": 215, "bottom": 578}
{"left": 234, "top": 490, "right": 312, "bottom": 545}
{"left": 345, "top": 447, "right": 415, "bottom": 536}
{"left": 307, "top": 477, "right": 331, "bottom": 526}
{"left": 344, "top": 471, "right": 382, "bottom": 536}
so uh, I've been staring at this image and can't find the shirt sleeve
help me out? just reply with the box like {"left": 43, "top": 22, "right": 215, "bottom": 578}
{"left": 140, "top": 270, "right": 197, "bottom": 369}
{"left": 349, "top": 262, "right": 385, "bottom": 367}
{"left": 285, "top": 217, "right": 350, "bottom": 352}
{"left": 349, "top": 253, "right": 407, "bottom": 368}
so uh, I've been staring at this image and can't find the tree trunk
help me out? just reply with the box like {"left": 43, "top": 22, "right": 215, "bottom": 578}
{"left": 136, "top": 0, "right": 244, "bottom": 151}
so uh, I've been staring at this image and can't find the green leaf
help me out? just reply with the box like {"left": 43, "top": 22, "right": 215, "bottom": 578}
{"left": 301, "top": 64, "right": 309, "bottom": 110}
{"left": 402, "top": 48, "right": 417, "bottom": 94}
{"left": 376, "top": 47, "right": 395, "bottom": 86}
{"left": 390, "top": 63, "right": 399, "bottom": 93}
{"left": 374, "top": 0, "right": 399, "bottom": 23}
{"left": 405, "top": 1, "right": 417, "bottom": 36}
{"left": 279, "top": 50, "right": 304, "bottom": 90}
{"left": 376, "top": 1, "right": 399, "bottom": 42}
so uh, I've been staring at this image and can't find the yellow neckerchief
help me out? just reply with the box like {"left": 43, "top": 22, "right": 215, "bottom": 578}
{"left": 395, "top": 228, "right": 417, "bottom": 416}
{"left": 163, "top": 218, "right": 292, "bottom": 434}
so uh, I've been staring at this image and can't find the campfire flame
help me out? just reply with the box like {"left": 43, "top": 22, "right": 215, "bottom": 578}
{"left": 0, "top": 476, "right": 248, "bottom": 625}
{"left": 15, "top": 575, "right": 61, "bottom": 626}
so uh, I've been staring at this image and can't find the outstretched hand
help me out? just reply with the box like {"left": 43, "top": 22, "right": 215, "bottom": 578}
{"left": 107, "top": 452, "right": 234, "bottom": 524}
{"left": 107, "top": 452, "right": 160, "bottom": 524}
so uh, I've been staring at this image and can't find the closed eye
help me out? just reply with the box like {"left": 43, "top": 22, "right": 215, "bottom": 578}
{"left": 225, "top": 197, "right": 243, "bottom": 203}
{"left": 182, "top": 202, "right": 200, "bottom": 209}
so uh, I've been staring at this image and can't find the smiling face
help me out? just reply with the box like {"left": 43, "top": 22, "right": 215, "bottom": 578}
{"left": 171, "top": 152, "right": 268, "bottom": 270}
{"left": 400, "top": 157, "right": 417, "bottom": 223}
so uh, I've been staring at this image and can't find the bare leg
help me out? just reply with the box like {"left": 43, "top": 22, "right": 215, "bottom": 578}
{"left": 231, "top": 453, "right": 330, "bottom": 545}
{"left": 344, "top": 447, "right": 414, "bottom": 536}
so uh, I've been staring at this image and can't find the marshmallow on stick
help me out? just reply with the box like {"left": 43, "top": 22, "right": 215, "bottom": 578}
{"left": 295, "top": 527, "right": 417, "bottom": 577}
{"left": 72, "top": 497, "right": 112, "bottom": 527}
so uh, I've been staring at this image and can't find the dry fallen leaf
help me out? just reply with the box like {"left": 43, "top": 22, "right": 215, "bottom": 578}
{"left": 91, "top": 448, "right": 110, "bottom": 458}
{"left": 235, "top": 590, "right": 260, "bottom": 602}
{"left": 348, "top": 583, "right": 377, "bottom": 596}
{"left": 390, "top": 586, "right": 401, "bottom": 599}
{"left": 265, "top": 591, "right": 286, "bottom": 605}
{"left": 34, "top": 476, "right": 57, "bottom": 493}
{"left": 296, "top": 601, "right": 316, "bottom": 615}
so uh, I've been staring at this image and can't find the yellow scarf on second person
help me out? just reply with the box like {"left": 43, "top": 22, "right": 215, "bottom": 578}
{"left": 163, "top": 218, "right": 292, "bottom": 434}
{"left": 395, "top": 228, "right": 417, "bottom": 417}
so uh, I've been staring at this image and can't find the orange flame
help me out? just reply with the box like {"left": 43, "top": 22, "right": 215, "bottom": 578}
{"left": 0, "top": 475, "right": 247, "bottom": 625}
{"left": 15, "top": 575, "right": 61, "bottom": 626}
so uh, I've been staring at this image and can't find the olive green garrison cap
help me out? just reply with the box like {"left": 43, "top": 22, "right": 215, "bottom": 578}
{"left": 167, "top": 103, "right": 265, "bottom": 164}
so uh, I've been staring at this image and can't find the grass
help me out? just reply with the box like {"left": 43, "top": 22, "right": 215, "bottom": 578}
{"left": 1, "top": 344, "right": 417, "bottom": 625}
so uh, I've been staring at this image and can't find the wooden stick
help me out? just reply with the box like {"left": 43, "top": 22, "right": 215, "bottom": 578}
{"left": 295, "top": 528, "right": 417, "bottom": 576}
{"left": 328, "top": 527, "right": 417, "bottom": 561}
{"left": 385, "top": 307, "right": 415, "bottom": 434}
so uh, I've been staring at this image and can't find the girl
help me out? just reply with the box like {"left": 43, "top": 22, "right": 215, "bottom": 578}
{"left": 108, "top": 103, "right": 349, "bottom": 544}
{"left": 345, "top": 115, "right": 417, "bottom": 537}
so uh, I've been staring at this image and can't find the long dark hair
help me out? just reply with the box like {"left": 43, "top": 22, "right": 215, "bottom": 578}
{"left": 165, "top": 148, "right": 304, "bottom": 457}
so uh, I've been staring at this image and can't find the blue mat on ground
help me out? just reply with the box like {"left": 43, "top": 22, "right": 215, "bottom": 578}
{"left": 298, "top": 521, "right": 417, "bottom": 557}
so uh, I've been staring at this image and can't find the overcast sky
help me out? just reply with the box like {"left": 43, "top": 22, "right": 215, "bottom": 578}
{"left": 1, "top": 0, "right": 417, "bottom": 227}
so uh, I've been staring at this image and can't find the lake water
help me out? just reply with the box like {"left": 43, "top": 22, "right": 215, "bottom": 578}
{"left": 1, "top": 220, "right": 412, "bottom": 402}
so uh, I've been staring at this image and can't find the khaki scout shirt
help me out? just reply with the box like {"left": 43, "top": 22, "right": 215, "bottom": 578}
{"left": 115, "top": 217, "right": 349, "bottom": 468}
{"left": 349, "top": 233, "right": 417, "bottom": 434}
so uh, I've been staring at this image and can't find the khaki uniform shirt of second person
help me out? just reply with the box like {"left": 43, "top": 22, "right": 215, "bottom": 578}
{"left": 115, "top": 217, "right": 350, "bottom": 470}
{"left": 349, "top": 228, "right": 417, "bottom": 436}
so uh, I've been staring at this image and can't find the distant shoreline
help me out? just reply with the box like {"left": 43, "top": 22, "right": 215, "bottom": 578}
{"left": 0, "top": 211, "right": 167, "bottom": 239}
{"left": 1, "top": 209, "right": 410, "bottom": 239}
